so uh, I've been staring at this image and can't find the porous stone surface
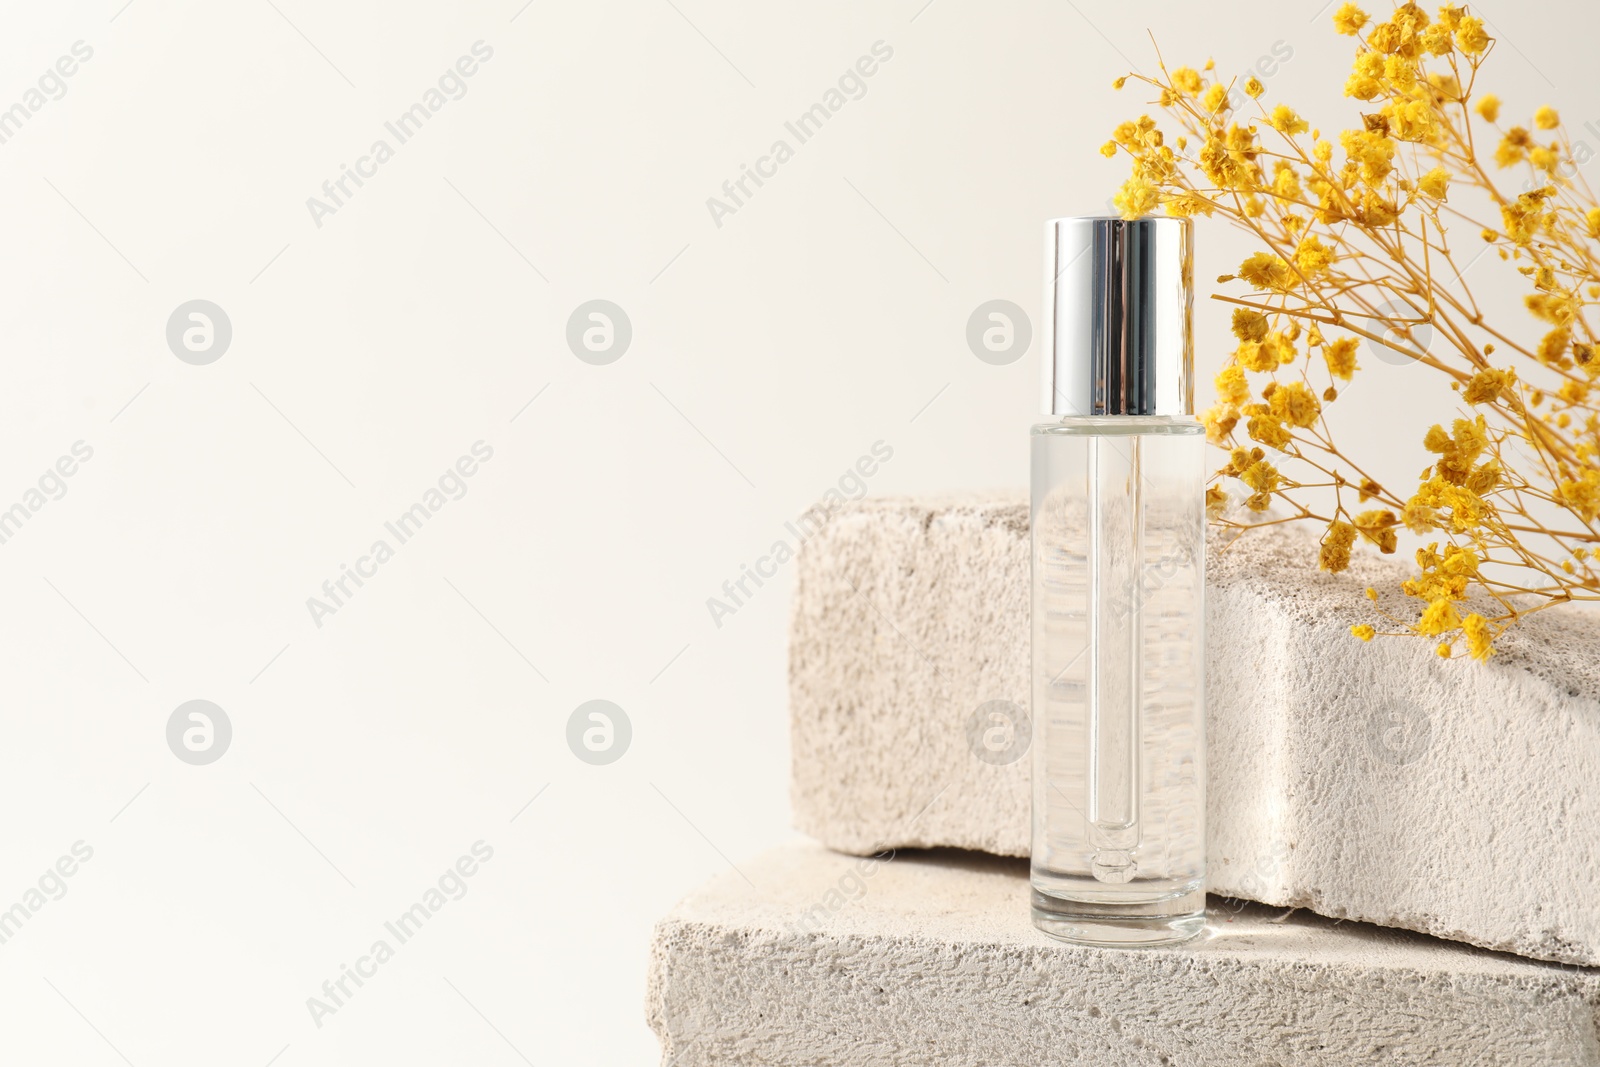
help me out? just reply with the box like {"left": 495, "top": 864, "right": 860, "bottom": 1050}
{"left": 789, "top": 494, "right": 1600, "bottom": 965}
{"left": 648, "top": 842, "right": 1600, "bottom": 1067}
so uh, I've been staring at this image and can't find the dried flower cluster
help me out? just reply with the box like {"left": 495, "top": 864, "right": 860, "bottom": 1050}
{"left": 1106, "top": 3, "right": 1600, "bottom": 660}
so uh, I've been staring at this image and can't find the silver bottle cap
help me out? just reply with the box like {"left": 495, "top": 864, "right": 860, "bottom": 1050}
{"left": 1042, "top": 216, "right": 1193, "bottom": 417}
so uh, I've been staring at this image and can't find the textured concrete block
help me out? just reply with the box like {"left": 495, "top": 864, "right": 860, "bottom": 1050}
{"left": 789, "top": 495, "right": 1600, "bottom": 965}
{"left": 648, "top": 843, "right": 1600, "bottom": 1066}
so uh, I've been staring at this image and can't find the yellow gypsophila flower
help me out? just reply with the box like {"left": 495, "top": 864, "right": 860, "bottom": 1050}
{"left": 1353, "top": 508, "right": 1398, "bottom": 552}
{"left": 1332, "top": 3, "right": 1369, "bottom": 35}
{"left": 1418, "top": 166, "right": 1449, "bottom": 199}
{"left": 1114, "top": 177, "right": 1159, "bottom": 219}
{"left": 1266, "top": 380, "right": 1322, "bottom": 427}
{"left": 1271, "top": 105, "right": 1310, "bottom": 136}
{"left": 1231, "top": 307, "right": 1270, "bottom": 342}
{"left": 1345, "top": 52, "right": 1385, "bottom": 101}
{"left": 1238, "top": 252, "right": 1295, "bottom": 291}
{"left": 1463, "top": 613, "right": 1494, "bottom": 660}
{"left": 1273, "top": 161, "right": 1303, "bottom": 200}
{"left": 1216, "top": 365, "right": 1250, "bottom": 406}
{"left": 1417, "top": 597, "right": 1463, "bottom": 635}
{"left": 1202, "top": 405, "right": 1238, "bottom": 444}
{"left": 1500, "top": 187, "right": 1552, "bottom": 244}
{"left": 1294, "top": 234, "right": 1334, "bottom": 277}
{"left": 1556, "top": 468, "right": 1600, "bottom": 522}
{"left": 1321, "top": 520, "right": 1357, "bottom": 572}
{"left": 1245, "top": 408, "right": 1293, "bottom": 449}
{"left": 1171, "top": 67, "right": 1203, "bottom": 97}
{"left": 1340, "top": 129, "right": 1397, "bottom": 183}
{"left": 1423, "top": 416, "right": 1489, "bottom": 485}
{"left": 1384, "top": 98, "right": 1441, "bottom": 142}
{"left": 1235, "top": 340, "right": 1276, "bottom": 372}
{"left": 1324, "top": 337, "right": 1359, "bottom": 381}
{"left": 1475, "top": 94, "right": 1500, "bottom": 122}
{"left": 1462, "top": 367, "right": 1512, "bottom": 404}
{"left": 1264, "top": 330, "right": 1297, "bottom": 365}
{"left": 1495, "top": 126, "right": 1529, "bottom": 168}
{"left": 1234, "top": 452, "right": 1281, "bottom": 509}
{"left": 1454, "top": 15, "right": 1489, "bottom": 54}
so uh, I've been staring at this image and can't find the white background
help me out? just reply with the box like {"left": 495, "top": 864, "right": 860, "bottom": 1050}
{"left": 0, "top": 1, "right": 1594, "bottom": 1064}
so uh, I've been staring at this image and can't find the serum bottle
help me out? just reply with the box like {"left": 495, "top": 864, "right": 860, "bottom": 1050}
{"left": 1030, "top": 216, "right": 1206, "bottom": 947}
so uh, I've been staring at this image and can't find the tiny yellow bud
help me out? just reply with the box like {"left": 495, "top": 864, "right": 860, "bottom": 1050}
{"left": 1475, "top": 94, "right": 1500, "bottom": 123}
{"left": 1112, "top": 76, "right": 1128, "bottom": 90}
{"left": 1351, "top": 624, "right": 1376, "bottom": 641}
{"left": 1437, "top": 642, "right": 1453, "bottom": 658}
{"left": 1365, "top": 587, "right": 1378, "bottom": 601}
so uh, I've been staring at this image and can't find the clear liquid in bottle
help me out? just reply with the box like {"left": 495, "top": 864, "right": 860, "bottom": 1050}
{"left": 1030, "top": 415, "right": 1206, "bottom": 946}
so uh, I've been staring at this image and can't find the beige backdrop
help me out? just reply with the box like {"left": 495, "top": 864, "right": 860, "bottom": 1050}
{"left": 0, "top": 0, "right": 1594, "bottom": 1063}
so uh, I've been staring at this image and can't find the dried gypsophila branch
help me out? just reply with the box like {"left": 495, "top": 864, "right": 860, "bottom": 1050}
{"left": 1104, "top": 2, "right": 1600, "bottom": 661}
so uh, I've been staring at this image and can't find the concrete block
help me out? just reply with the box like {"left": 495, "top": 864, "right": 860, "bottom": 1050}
{"left": 648, "top": 842, "right": 1600, "bottom": 1066}
{"left": 788, "top": 495, "right": 1600, "bottom": 965}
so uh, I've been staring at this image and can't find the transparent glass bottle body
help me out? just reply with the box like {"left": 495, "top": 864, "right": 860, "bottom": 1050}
{"left": 1030, "top": 415, "right": 1206, "bottom": 946}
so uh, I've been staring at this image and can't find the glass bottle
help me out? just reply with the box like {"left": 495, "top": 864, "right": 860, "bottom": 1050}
{"left": 1030, "top": 216, "right": 1207, "bottom": 947}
